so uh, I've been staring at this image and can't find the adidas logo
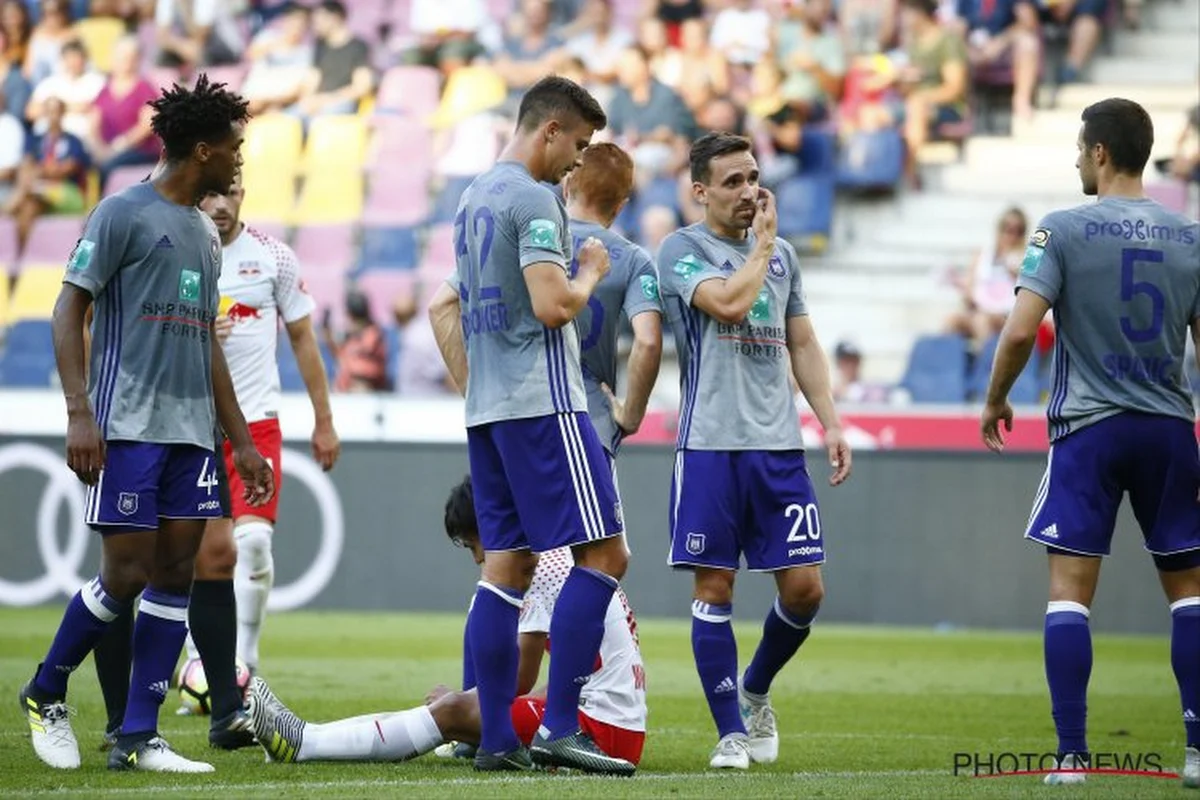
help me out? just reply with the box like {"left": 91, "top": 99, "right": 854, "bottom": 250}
{"left": 155, "top": 235, "right": 173, "bottom": 249}
{"left": 714, "top": 677, "right": 736, "bottom": 694}
{"left": 149, "top": 680, "right": 170, "bottom": 698}
{"left": 1039, "top": 523, "right": 1059, "bottom": 539}
{"left": 1185, "top": 709, "right": 1197, "bottom": 721}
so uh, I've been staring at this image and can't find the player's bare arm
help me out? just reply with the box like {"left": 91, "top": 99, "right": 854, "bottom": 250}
{"left": 516, "top": 631, "right": 548, "bottom": 697}
{"left": 428, "top": 281, "right": 467, "bottom": 395}
{"left": 981, "top": 288, "right": 1051, "bottom": 452}
{"left": 525, "top": 237, "right": 611, "bottom": 329}
{"left": 285, "top": 315, "right": 340, "bottom": 471}
{"left": 786, "top": 315, "right": 851, "bottom": 485}
{"left": 211, "top": 322, "right": 275, "bottom": 506}
{"left": 52, "top": 284, "right": 104, "bottom": 485}
{"left": 603, "top": 311, "right": 662, "bottom": 435}
{"left": 691, "top": 190, "right": 778, "bottom": 325}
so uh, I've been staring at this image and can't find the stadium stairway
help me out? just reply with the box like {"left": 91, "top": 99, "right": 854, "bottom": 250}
{"left": 807, "top": 0, "right": 1200, "bottom": 386}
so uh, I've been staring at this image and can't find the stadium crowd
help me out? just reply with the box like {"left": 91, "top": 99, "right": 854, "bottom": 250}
{"left": 0, "top": 0, "right": 1194, "bottom": 402}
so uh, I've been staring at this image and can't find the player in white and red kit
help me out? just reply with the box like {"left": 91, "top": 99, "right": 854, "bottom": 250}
{"left": 194, "top": 172, "right": 340, "bottom": 678}
{"left": 245, "top": 476, "right": 648, "bottom": 766}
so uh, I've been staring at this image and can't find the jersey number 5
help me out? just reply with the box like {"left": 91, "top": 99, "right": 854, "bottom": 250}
{"left": 785, "top": 502, "right": 821, "bottom": 542}
{"left": 1119, "top": 247, "right": 1165, "bottom": 343}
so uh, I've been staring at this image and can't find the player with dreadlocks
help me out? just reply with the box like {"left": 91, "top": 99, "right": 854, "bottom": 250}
{"left": 18, "top": 75, "right": 275, "bottom": 774}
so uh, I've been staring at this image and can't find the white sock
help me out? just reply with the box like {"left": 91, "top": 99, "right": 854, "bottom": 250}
{"left": 299, "top": 707, "right": 443, "bottom": 762}
{"left": 184, "top": 631, "right": 199, "bottom": 662}
{"left": 234, "top": 521, "right": 274, "bottom": 669}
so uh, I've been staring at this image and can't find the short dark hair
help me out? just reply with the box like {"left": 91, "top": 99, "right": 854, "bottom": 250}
{"left": 900, "top": 0, "right": 938, "bottom": 17}
{"left": 690, "top": 131, "right": 753, "bottom": 183}
{"left": 60, "top": 38, "right": 86, "bottom": 58}
{"left": 317, "top": 0, "right": 348, "bottom": 18}
{"left": 444, "top": 475, "right": 478, "bottom": 543}
{"left": 516, "top": 76, "right": 607, "bottom": 133}
{"left": 1081, "top": 98, "right": 1154, "bottom": 176}
{"left": 150, "top": 73, "right": 250, "bottom": 162}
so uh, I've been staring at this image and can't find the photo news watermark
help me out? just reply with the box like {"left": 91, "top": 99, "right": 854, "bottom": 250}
{"left": 953, "top": 751, "right": 1179, "bottom": 779}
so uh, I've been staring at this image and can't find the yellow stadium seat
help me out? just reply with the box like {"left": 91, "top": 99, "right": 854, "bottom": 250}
{"left": 301, "top": 115, "right": 367, "bottom": 174}
{"left": 8, "top": 265, "right": 64, "bottom": 322}
{"left": 73, "top": 17, "right": 126, "bottom": 74}
{"left": 239, "top": 168, "right": 297, "bottom": 225}
{"left": 243, "top": 114, "right": 304, "bottom": 173}
{"left": 357, "top": 95, "right": 375, "bottom": 118}
{"left": 290, "top": 173, "right": 364, "bottom": 225}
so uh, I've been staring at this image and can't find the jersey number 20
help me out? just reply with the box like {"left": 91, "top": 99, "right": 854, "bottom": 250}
{"left": 785, "top": 502, "right": 821, "bottom": 542}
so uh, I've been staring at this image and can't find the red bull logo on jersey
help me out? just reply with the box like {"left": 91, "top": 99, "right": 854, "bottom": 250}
{"left": 226, "top": 303, "right": 262, "bottom": 322}
{"left": 237, "top": 261, "right": 263, "bottom": 277}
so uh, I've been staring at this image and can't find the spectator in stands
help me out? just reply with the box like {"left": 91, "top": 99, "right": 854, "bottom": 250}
{"left": 746, "top": 61, "right": 806, "bottom": 186}
{"left": 155, "top": 0, "right": 245, "bottom": 69}
{"left": 566, "top": 0, "right": 631, "bottom": 87}
{"left": 25, "top": 39, "right": 103, "bottom": 141}
{"left": 0, "top": 29, "right": 31, "bottom": 118}
{"left": 89, "top": 35, "right": 159, "bottom": 186}
{"left": 952, "top": 0, "right": 1040, "bottom": 122}
{"left": 608, "top": 44, "right": 698, "bottom": 184}
{"left": 0, "top": 85, "right": 24, "bottom": 214}
{"left": 23, "top": 0, "right": 73, "bottom": 84}
{"left": 4, "top": 96, "right": 88, "bottom": 255}
{"left": 943, "top": 206, "right": 1026, "bottom": 347}
{"left": 392, "top": 283, "right": 456, "bottom": 396}
{"left": 889, "top": 0, "right": 968, "bottom": 188}
{"left": 839, "top": 0, "right": 899, "bottom": 55}
{"left": 241, "top": 0, "right": 313, "bottom": 115}
{"left": 324, "top": 289, "right": 391, "bottom": 393}
{"left": 709, "top": 0, "right": 771, "bottom": 71}
{"left": 404, "top": 0, "right": 490, "bottom": 75}
{"left": 653, "top": 18, "right": 728, "bottom": 114}
{"left": 1, "top": 1, "right": 31, "bottom": 68}
{"left": 289, "top": 0, "right": 373, "bottom": 123}
{"left": 832, "top": 340, "right": 890, "bottom": 403}
{"left": 491, "top": 0, "right": 569, "bottom": 101}
{"left": 1039, "top": 0, "right": 1107, "bottom": 84}
{"left": 1156, "top": 103, "right": 1200, "bottom": 185}
{"left": 774, "top": 0, "right": 847, "bottom": 124}
{"left": 643, "top": 0, "right": 705, "bottom": 48}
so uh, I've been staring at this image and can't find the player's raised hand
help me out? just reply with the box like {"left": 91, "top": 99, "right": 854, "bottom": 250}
{"left": 233, "top": 445, "right": 276, "bottom": 506}
{"left": 576, "top": 236, "right": 612, "bottom": 283}
{"left": 214, "top": 315, "right": 233, "bottom": 345}
{"left": 601, "top": 382, "right": 638, "bottom": 435}
{"left": 825, "top": 427, "right": 852, "bottom": 486}
{"left": 311, "top": 421, "right": 340, "bottom": 471}
{"left": 65, "top": 408, "right": 105, "bottom": 485}
{"left": 981, "top": 401, "right": 1013, "bottom": 453}
{"left": 752, "top": 188, "right": 778, "bottom": 242}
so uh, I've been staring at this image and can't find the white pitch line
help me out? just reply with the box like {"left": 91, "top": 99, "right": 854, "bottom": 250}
{"left": 17, "top": 769, "right": 947, "bottom": 796}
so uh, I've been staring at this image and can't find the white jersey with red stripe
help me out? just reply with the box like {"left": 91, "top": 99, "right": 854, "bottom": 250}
{"left": 218, "top": 225, "right": 315, "bottom": 423}
{"left": 518, "top": 548, "right": 647, "bottom": 733}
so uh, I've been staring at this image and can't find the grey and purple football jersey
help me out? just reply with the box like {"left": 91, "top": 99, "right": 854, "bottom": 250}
{"left": 657, "top": 223, "right": 807, "bottom": 451}
{"left": 1016, "top": 197, "right": 1200, "bottom": 441}
{"left": 451, "top": 161, "right": 588, "bottom": 427}
{"left": 63, "top": 182, "right": 221, "bottom": 449}
{"left": 569, "top": 219, "right": 661, "bottom": 454}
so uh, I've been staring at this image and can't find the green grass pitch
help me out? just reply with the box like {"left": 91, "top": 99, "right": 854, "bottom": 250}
{"left": 0, "top": 607, "right": 1190, "bottom": 798}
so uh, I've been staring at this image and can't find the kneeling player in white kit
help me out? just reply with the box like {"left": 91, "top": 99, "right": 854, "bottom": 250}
{"left": 247, "top": 476, "right": 648, "bottom": 766}
{"left": 193, "top": 173, "right": 340, "bottom": 678}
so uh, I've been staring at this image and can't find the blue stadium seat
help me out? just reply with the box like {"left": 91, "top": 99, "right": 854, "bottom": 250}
{"left": 4, "top": 319, "right": 54, "bottom": 354}
{"left": 795, "top": 126, "right": 838, "bottom": 176}
{"left": 358, "top": 226, "right": 419, "bottom": 272}
{"left": 0, "top": 353, "right": 56, "bottom": 387}
{"left": 276, "top": 336, "right": 337, "bottom": 392}
{"left": 899, "top": 335, "right": 968, "bottom": 404}
{"left": 836, "top": 129, "right": 905, "bottom": 191}
{"left": 775, "top": 173, "right": 835, "bottom": 246}
{"left": 969, "top": 336, "right": 1043, "bottom": 404}
{"left": 385, "top": 326, "right": 402, "bottom": 389}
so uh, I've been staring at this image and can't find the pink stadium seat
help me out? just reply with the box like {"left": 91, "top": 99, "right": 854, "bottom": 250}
{"left": 363, "top": 173, "right": 430, "bottom": 227}
{"left": 146, "top": 66, "right": 184, "bottom": 93}
{"left": 104, "top": 164, "right": 152, "bottom": 195}
{"left": 423, "top": 222, "right": 456, "bottom": 268}
{"left": 293, "top": 224, "right": 357, "bottom": 273}
{"left": 417, "top": 255, "right": 455, "bottom": 285}
{"left": 198, "top": 64, "right": 248, "bottom": 92}
{"left": 370, "top": 117, "right": 433, "bottom": 170}
{"left": 22, "top": 217, "right": 86, "bottom": 264}
{"left": 346, "top": 0, "right": 389, "bottom": 45}
{"left": 354, "top": 270, "right": 417, "bottom": 323}
{"left": 299, "top": 261, "right": 349, "bottom": 330}
{"left": 376, "top": 66, "right": 441, "bottom": 117}
{"left": 0, "top": 217, "right": 18, "bottom": 266}
{"left": 1145, "top": 180, "right": 1189, "bottom": 214}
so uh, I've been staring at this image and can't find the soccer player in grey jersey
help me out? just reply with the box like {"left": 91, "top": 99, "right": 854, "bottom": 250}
{"left": 19, "top": 76, "right": 274, "bottom": 774}
{"left": 982, "top": 98, "right": 1200, "bottom": 789}
{"left": 657, "top": 132, "right": 851, "bottom": 770}
{"left": 428, "top": 76, "right": 635, "bottom": 776}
